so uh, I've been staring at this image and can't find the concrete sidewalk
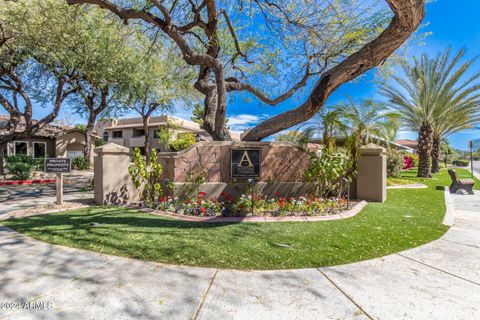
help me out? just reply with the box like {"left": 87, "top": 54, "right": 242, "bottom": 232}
{"left": 0, "top": 193, "right": 479, "bottom": 319}
{"left": 0, "top": 171, "right": 94, "bottom": 215}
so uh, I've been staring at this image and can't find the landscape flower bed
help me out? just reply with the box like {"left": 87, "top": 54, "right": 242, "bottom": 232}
{"left": 146, "top": 191, "right": 347, "bottom": 217}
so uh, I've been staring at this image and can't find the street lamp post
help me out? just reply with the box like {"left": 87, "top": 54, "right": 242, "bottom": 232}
{"left": 470, "top": 140, "right": 474, "bottom": 178}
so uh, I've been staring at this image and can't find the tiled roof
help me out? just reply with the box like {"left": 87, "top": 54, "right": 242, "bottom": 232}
{"left": 0, "top": 114, "right": 67, "bottom": 138}
{"left": 394, "top": 139, "right": 418, "bottom": 148}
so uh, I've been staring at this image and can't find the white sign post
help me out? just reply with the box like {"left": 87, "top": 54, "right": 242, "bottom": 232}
{"left": 45, "top": 158, "right": 71, "bottom": 206}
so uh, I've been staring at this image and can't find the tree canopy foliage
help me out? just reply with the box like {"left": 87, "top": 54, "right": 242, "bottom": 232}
{"left": 381, "top": 48, "right": 480, "bottom": 176}
{"left": 67, "top": 0, "right": 425, "bottom": 141}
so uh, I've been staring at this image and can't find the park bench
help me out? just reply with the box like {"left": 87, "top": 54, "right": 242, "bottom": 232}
{"left": 448, "top": 169, "right": 475, "bottom": 194}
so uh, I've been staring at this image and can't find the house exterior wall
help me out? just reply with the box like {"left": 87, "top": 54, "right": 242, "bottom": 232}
{"left": 104, "top": 126, "right": 208, "bottom": 152}
{"left": 3, "top": 138, "right": 56, "bottom": 158}
{"left": 55, "top": 131, "right": 95, "bottom": 164}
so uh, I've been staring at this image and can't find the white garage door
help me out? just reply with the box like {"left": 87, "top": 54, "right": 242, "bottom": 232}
{"left": 67, "top": 151, "right": 83, "bottom": 159}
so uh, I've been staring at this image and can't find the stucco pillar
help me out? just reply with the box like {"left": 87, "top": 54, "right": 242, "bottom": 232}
{"left": 94, "top": 143, "right": 139, "bottom": 205}
{"left": 357, "top": 143, "right": 387, "bottom": 203}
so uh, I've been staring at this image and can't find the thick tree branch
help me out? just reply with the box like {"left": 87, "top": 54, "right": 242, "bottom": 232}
{"left": 67, "top": 0, "right": 218, "bottom": 69}
{"left": 242, "top": 0, "right": 426, "bottom": 141}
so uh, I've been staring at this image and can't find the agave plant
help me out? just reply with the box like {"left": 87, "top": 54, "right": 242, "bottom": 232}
{"left": 380, "top": 48, "right": 480, "bottom": 177}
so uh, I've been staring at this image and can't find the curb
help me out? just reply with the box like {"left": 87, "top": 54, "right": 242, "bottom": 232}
{"left": 0, "top": 179, "right": 55, "bottom": 186}
{"left": 387, "top": 183, "right": 428, "bottom": 189}
{"left": 468, "top": 167, "right": 480, "bottom": 180}
{"left": 136, "top": 200, "right": 368, "bottom": 223}
{"left": 442, "top": 187, "right": 455, "bottom": 227}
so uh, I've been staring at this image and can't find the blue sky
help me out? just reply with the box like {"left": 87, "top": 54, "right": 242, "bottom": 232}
{"left": 223, "top": 0, "right": 480, "bottom": 150}
{"left": 5, "top": 0, "right": 480, "bottom": 150}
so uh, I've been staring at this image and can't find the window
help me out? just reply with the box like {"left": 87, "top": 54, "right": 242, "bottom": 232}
{"left": 14, "top": 141, "right": 28, "bottom": 155}
{"left": 112, "top": 131, "right": 123, "bottom": 138}
{"left": 103, "top": 131, "right": 109, "bottom": 142}
{"left": 33, "top": 142, "right": 46, "bottom": 159}
{"left": 153, "top": 129, "right": 160, "bottom": 139}
{"left": 132, "top": 129, "right": 144, "bottom": 137}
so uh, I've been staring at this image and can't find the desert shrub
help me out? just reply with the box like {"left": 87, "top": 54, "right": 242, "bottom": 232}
{"left": 129, "top": 148, "right": 164, "bottom": 206}
{"left": 304, "top": 149, "right": 352, "bottom": 198}
{"left": 387, "top": 149, "right": 404, "bottom": 178}
{"left": 6, "top": 155, "right": 35, "bottom": 180}
{"left": 452, "top": 159, "right": 469, "bottom": 167}
{"left": 169, "top": 133, "right": 196, "bottom": 152}
{"left": 95, "top": 139, "right": 106, "bottom": 147}
{"left": 7, "top": 162, "right": 33, "bottom": 180}
{"left": 72, "top": 156, "right": 90, "bottom": 170}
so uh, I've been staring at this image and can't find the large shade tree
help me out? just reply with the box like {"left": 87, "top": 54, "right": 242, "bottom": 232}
{"left": 67, "top": 0, "right": 425, "bottom": 141}
{"left": 0, "top": 5, "right": 80, "bottom": 144}
{"left": 381, "top": 48, "right": 480, "bottom": 177}
{"left": 121, "top": 41, "right": 196, "bottom": 163}
{"left": 4, "top": 0, "right": 149, "bottom": 161}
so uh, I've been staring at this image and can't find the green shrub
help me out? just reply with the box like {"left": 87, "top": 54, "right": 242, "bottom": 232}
{"left": 169, "top": 133, "right": 197, "bottom": 152}
{"left": 452, "top": 159, "right": 469, "bottom": 167}
{"left": 129, "top": 148, "right": 164, "bottom": 206}
{"left": 304, "top": 149, "right": 353, "bottom": 198}
{"left": 387, "top": 149, "right": 404, "bottom": 178}
{"left": 95, "top": 139, "right": 106, "bottom": 147}
{"left": 407, "top": 153, "right": 419, "bottom": 167}
{"left": 6, "top": 155, "right": 35, "bottom": 180}
{"left": 72, "top": 156, "right": 90, "bottom": 170}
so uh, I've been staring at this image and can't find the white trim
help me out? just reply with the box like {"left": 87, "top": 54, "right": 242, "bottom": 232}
{"left": 467, "top": 166, "right": 480, "bottom": 180}
{"left": 33, "top": 141, "right": 47, "bottom": 159}
{"left": 13, "top": 141, "right": 29, "bottom": 156}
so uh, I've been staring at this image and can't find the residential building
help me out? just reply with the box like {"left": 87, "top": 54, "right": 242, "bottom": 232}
{"left": 394, "top": 139, "right": 418, "bottom": 154}
{"left": 0, "top": 115, "right": 98, "bottom": 173}
{"left": 95, "top": 115, "right": 240, "bottom": 153}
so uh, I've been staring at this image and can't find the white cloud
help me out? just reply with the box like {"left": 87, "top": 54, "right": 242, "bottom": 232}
{"left": 227, "top": 114, "right": 265, "bottom": 131}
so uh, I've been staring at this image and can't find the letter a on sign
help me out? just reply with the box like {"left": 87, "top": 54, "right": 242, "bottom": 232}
{"left": 238, "top": 150, "right": 254, "bottom": 167}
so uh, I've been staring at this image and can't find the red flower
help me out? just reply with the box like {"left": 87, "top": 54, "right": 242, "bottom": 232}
{"left": 159, "top": 197, "right": 165, "bottom": 202}
{"left": 279, "top": 199, "right": 285, "bottom": 207}
{"left": 197, "top": 199, "right": 202, "bottom": 205}
{"left": 274, "top": 191, "right": 280, "bottom": 197}
{"left": 307, "top": 201, "right": 312, "bottom": 205}
{"left": 200, "top": 207, "right": 206, "bottom": 215}
{"left": 198, "top": 191, "right": 207, "bottom": 196}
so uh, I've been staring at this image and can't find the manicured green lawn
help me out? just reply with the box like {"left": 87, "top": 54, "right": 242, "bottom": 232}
{"left": 2, "top": 168, "right": 478, "bottom": 270}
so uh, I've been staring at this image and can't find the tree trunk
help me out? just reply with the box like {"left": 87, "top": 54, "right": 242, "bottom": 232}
{"left": 417, "top": 123, "right": 433, "bottom": 178}
{"left": 84, "top": 112, "right": 96, "bottom": 165}
{"left": 431, "top": 137, "right": 441, "bottom": 174}
{"left": 143, "top": 114, "right": 151, "bottom": 164}
{"left": 202, "top": 88, "right": 231, "bottom": 141}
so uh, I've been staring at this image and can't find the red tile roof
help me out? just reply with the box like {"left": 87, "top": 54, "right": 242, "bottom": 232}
{"left": 394, "top": 139, "right": 418, "bottom": 148}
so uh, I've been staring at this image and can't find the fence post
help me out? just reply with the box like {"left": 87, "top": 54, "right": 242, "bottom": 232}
{"left": 357, "top": 143, "right": 387, "bottom": 202}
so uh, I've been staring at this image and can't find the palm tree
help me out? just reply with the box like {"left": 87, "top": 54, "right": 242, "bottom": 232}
{"left": 298, "top": 107, "right": 348, "bottom": 152}
{"left": 340, "top": 97, "right": 399, "bottom": 159}
{"left": 432, "top": 104, "right": 480, "bottom": 172}
{"left": 380, "top": 48, "right": 480, "bottom": 177}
